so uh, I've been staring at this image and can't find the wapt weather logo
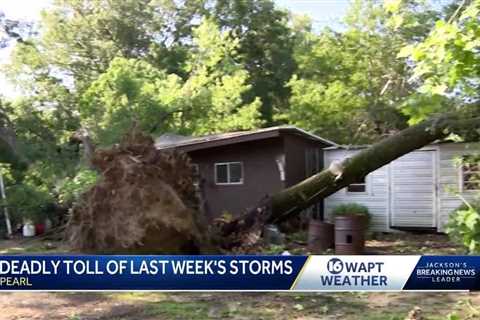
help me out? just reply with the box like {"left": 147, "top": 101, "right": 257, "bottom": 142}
{"left": 321, "top": 257, "right": 387, "bottom": 287}
{"left": 290, "top": 256, "right": 420, "bottom": 291}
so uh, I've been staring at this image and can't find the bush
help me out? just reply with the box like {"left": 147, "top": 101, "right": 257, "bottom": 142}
{"left": 4, "top": 184, "right": 53, "bottom": 224}
{"left": 0, "top": 163, "right": 54, "bottom": 225}
{"left": 446, "top": 197, "right": 480, "bottom": 254}
{"left": 332, "top": 203, "right": 371, "bottom": 225}
{"left": 56, "top": 169, "right": 98, "bottom": 205}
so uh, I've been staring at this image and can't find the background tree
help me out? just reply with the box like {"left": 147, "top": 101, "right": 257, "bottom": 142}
{"left": 5, "top": 0, "right": 295, "bottom": 129}
{"left": 81, "top": 19, "right": 262, "bottom": 146}
{"left": 210, "top": 0, "right": 297, "bottom": 124}
{"left": 280, "top": 0, "right": 440, "bottom": 144}
{"left": 0, "top": 98, "right": 19, "bottom": 165}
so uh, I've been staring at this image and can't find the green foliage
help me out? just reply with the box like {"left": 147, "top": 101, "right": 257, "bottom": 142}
{"left": 56, "top": 169, "right": 98, "bottom": 205}
{"left": 38, "top": 0, "right": 168, "bottom": 86}
{"left": 5, "top": 0, "right": 295, "bottom": 127}
{"left": 0, "top": 163, "right": 54, "bottom": 224}
{"left": 0, "top": 137, "right": 17, "bottom": 164}
{"left": 393, "top": 0, "right": 480, "bottom": 122}
{"left": 0, "top": 99, "right": 25, "bottom": 168}
{"left": 444, "top": 298, "right": 480, "bottom": 320}
{"left": 263, "top": 244, "right": 286, "bottom": 255}
{"left": 0, "top": 163, "right": 13, "bottom": 183}
{"left": 80, "top": 57, "right": 179, "bottom": 145}
{"left": 4, "top": 183, "right": 53, "bottom": 223}
{"left": 400, "top": 93, "right": 451, "bottom": 125}
{"left": 332, "top": 203, "right": 370, "bottom": 216}
{"left": 81, "top": 19, "right": 263, "bottom": 145}
{"left": 446, "top": 313, "right": 460, "bottom": 320}
{"left": 210, "top": 0, "right": 297, "bottom": 123}
{"left": 280, "top": 0, "right": 438, "bottom": 143}
{"left": 332, "top": 203, "right": 371, "bottom": 225}
{"left": 446, "top": 197, "right": 480, "bottom": 254}
{"left": 176, "top": 18, "right": 264, "bottom": 134}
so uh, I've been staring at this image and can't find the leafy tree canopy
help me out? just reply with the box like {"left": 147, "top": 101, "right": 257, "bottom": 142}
{"left": 280, "top": 0, "right": 441, "bottom": 144}
{"left": 81, "top": 18, "right": 262, "bottom": 146}
{"left": 394, "top": 0, "right": 480, "bottom": 124}
{"left": 5, "top": 0, "right": 295, "bottom": 126}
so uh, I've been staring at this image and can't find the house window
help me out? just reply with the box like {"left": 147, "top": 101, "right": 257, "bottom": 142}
{"left": 347, "top": 176, "right": 367, "bottom": 193}
{"left": 215, "top": 162, "right": 243, "bottom": 185}
{"left": 462, "top": 155, "right": 480, "bottom": 191}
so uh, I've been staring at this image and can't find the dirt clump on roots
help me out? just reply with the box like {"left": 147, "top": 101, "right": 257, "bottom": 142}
{"left": 66, "top": 129, "right": 215, "bottom": 254}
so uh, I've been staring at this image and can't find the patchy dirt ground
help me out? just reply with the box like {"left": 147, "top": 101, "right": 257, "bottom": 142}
{"left": 1, "top": 291, "right": 479, "bottom": 320}
{"left": 366, "top": 232, "right": 466, "bottom": 255}
{"left": 280, "top": 231, "right": 466, "bottom": 255}
{"left": 0, "top": 233, "right": 478, "bottom": 320}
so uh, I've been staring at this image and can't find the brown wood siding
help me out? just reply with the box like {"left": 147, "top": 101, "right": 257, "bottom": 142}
{"left": 188, "top": 138, "right": 285, "bottom": 219}
{"left": 283, "top": 134, "right": 326, "bottom": 218}
{"left": 284, "top": 135, "right": 325, "bottom": 186}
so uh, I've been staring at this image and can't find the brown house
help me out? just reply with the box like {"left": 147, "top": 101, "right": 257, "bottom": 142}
{"left": 155, "top": 126, "right": 336, "bottom": 220}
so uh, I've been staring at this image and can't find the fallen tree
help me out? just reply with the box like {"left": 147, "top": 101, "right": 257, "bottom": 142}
{"left": 219, "top": 109, "right": 480, "bottom": 249}
{"left": 67, "top": 108, "right": 480, "bottom": 253}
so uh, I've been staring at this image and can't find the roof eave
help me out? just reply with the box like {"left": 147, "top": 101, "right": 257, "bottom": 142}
{"left": 155, "top": 125, "right": 338, "bottom": 152}
{"left": 158, "top": 130, "right": 281, "bottom": 152}
{"left": 279, "top": 127, "right": 338, "bottom": 147}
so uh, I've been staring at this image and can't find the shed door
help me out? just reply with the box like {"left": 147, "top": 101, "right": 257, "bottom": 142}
{"left": 390, "top": 150, "right": 436, "bottom": 228}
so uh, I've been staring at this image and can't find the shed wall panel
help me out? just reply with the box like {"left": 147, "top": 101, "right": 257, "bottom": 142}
{"left": 324, "top": 143, "right": 480, "bottom": 232}
{"left": 324, "top": 149, "right": 389, "bottom": 231}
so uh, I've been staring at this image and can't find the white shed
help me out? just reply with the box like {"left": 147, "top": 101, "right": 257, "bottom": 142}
{"left": 323, "top": 142, "right": 480, "bottom": 232}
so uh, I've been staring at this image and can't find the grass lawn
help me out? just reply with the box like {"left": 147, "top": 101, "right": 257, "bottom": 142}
{"left": 0, "top": 232, "right": 478, "bottom": 320}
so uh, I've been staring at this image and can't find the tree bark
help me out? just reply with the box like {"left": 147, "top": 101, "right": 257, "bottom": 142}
{"left": 71, "top": 128, "right": 96, "bottom": 169}
{"left": 219, "top": 112, "right": 480, "bottom": 249}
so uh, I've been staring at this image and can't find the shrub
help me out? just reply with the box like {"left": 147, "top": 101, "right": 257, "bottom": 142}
{"left": 446, "top": 197, "right": 480, "bottom": 254}
{"left": 57, "top": 169, "right": 98, "bottom": 205}
{"left": 332, "top": 203, "right": 371, "bottom": 225}
{"left": 0, "top": 163, "right": 54, "bottom": 224}
{"left": 4, "top": 183, "right": 53, "bottom": 224}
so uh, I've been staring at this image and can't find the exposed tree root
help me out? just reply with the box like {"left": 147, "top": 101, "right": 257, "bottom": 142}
{"left": 66, "top": 128, "right": 215, "bottom": 253}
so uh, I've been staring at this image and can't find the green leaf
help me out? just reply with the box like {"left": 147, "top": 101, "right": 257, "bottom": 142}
{"left": 397, "top": 44, "right": 414, "bottom": 58}
{"left": 383, "top": 0, "right": 403, "bottom": 13}
{"left": 465, "top": 211, "right": 479, "bottom": 230}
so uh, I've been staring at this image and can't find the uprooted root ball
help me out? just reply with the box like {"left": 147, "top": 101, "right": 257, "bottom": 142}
{"left": 66, "top": 129, "right": 214, "bottom": 254}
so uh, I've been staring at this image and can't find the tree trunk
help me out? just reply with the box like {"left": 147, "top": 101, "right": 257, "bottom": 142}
{"left": 219, "top": 112, "right": 480, "bottom": 249}
{"left": 71, "top": 128, "right": 96, "bottom": 169}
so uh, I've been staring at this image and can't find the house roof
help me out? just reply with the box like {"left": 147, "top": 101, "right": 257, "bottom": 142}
{"left": 155, "top": 126, "right": 337, "bottom": 152}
